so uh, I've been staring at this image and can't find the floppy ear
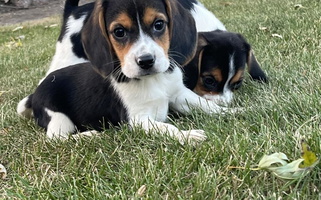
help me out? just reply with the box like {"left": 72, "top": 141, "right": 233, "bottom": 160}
{"left": 164, "top": 0, "right": 197, "bottom": 66}
{"left": 235, "top": 33, "right": 268, "bottom": 83}
{"left": 81, "top": 0, "right": 114, "bottom": 77}
{"left": 182, "top": 33, "right": 208, "bottom": 90}
{"left": 247, "top": 51, "right": 268, "bottom": 82}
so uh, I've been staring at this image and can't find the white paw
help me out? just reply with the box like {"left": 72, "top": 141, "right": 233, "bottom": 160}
{"left": 179, "top": 129, "right": 207, "bottom": 144}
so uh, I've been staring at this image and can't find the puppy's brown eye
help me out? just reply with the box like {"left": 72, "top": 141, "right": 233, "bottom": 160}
{"left": 203, "top": 76, "right": 217, "bottom": 87}
{"left": 154, "top": 20, "right": 165, "bottom": 31}
{"left": 113, "top": 27, "right": 126, "bottom": 38}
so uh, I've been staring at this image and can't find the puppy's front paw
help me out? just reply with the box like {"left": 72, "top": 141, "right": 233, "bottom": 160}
{"left": 179, "top": 129, "right": 207, "bottom": 144}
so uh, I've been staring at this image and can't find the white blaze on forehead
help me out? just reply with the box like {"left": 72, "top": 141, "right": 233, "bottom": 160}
{"left": 121, "top": 11, "right": 169, "bottom": 78}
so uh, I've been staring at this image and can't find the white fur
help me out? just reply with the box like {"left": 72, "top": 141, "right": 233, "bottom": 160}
{"left": 191, "top": 2, "right": 226, "bottom": 32}
{"left": 45, "top": 108, "right": 76, "bottom": 139}
{"left": 47, "top": 15, "right": 88, "bottom": 75}
{"left": 17, "top": 96, "right": 33, "bottom": 119}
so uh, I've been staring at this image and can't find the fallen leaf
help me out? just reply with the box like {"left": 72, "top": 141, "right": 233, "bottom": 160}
{"left": 272, "top": 33, "right": 283, "bottom": 39}
{"left": 137, "top": 185, "right": 147, "bottom": 197}
{"left": 299, "top": 139, "right": 318, "bottom": 168}
{"left": 269, "top": 158, "right": 305, "bottom": 179}
{"left": 220, "top": 2, "right": 233, "bottom": 6}
{"left": 258, "top": 152, "right": 288, "bottom": 168}
{"left": 259, "top": 27, "right": 268, "bottom": 31}
{"left": 12, "top": 26, "right": 24, "bottom": 32}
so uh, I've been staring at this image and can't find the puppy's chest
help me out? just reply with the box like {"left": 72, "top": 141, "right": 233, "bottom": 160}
{"left": 112, "top": 73, "right": 176, "bottom": 121}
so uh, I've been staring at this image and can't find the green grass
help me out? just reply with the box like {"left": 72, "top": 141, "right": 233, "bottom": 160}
{"left": 1, "top": 0, "right": 321, "bottom": 199}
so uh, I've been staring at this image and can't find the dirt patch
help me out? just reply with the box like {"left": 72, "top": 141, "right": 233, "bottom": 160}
{"left": 0, "top": 0, "right": 93, "bottom": 26}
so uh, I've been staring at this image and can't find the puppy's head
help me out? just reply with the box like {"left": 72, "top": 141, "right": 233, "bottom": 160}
{"left": 81, "top": 0, "right": 196, "bottom": 79}
{"left": 184, "top": 30, "right": 267, "bottom": 105}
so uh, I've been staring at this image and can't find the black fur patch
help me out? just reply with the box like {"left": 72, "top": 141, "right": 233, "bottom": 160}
{"left": 70, "top": 33, "right": 88, "bottom": 59}
{"left": 32, "top": 63, "right": 128, "bottom": 132}
{"left": 177, "top": 0, "right": 197, "bottom": 11}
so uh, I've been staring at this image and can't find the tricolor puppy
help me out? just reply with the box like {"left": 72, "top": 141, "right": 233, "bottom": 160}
{"left": 18, "top": 0, "right": 232, "bottom": 143}
{"left": 183, "top": 30, "right": 267, "bottom": 105}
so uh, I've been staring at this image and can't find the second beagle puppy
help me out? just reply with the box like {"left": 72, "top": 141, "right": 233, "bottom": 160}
{"left": 183, "top": 30, "right": 267, "bottom": 105}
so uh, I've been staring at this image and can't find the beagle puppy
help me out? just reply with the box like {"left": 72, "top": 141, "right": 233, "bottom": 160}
{"left": 183, "top": 30, "right": 267, "bottom": 105}
{"left": 17, "top": 0, "right": 233, "bottom": 143}
{"left": 181, "top": 0, "right": 267, "bottom": 105}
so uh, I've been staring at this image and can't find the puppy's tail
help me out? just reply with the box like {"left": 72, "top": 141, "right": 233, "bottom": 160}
{"left": 63, "top": 0, "right": 80, "bottom": 19}
{"left": 17, "top": 94, "right": 34, "bottom": 119}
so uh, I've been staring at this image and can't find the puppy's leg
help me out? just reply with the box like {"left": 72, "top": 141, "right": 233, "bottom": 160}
{"left": 169, "top": 67, "right": 239, "bottom": 115}
{"left": 17, "top": 95, "right": 33, "bottom": 119}
{"left": 133, "top": 119, "right": 206, "bottom": 144}
{"left": 44, "top": 108, "right": 76, "bottom": 139}
{"left": 170, "top": 87, "right": 235, "bottom": 115}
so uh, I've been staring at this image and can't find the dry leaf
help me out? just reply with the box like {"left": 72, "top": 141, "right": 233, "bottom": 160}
{"left": 257, "top": 140, "right": 319, "bottom": 180}
{"left": 272, "top": 34, "right": 283, "bottom": 39}
{"left": 137, "top": 185, "right": 147, "bottom": 197}
{"left": 258, "top": 152, "right": 288, "bottom": 168}
{"left": 12, "top": 26, "right": 24, "bottom": 32}
{"left": 299, "top": 139, "right": 319, "bottom": 168}
{"left": 220, "top": 2, "right": 233, "bottom": 6}
{"left": 259, "top": 27, "right": 268, "bottom": 31}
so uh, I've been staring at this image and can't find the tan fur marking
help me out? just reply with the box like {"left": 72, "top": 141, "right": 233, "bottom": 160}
{"left": 209, "top": 68, "right": 223, "bottom": 83}
{"left": 193, "top": 81, "right": 219, "bottom": 97}
{"left": 144, "top": 8, "right": 170, "bottom": 54}
{"left": 109, "top": 37, "right": 132, "bottom": 67}
{"left": 230, "top": 69, "right": 244, "bottom": 84}
{"left": 156, "top": 28, "right": 170, "bottom": 56}
{"left": 109, "top": 12, "right": 133, "bottom": 31}
{"left": 143, "top": 8, "right": 167, "bottom": 26}
{"left": 108, "top": 13, "right": 134, "bottom": 67}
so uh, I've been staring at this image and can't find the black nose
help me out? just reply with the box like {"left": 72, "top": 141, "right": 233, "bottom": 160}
{"left": 136, "top": 54, "right": 155, "bottom": 69}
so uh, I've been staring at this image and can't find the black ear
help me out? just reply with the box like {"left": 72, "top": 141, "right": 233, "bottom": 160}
{"left": 183, "top": 33, "right": 208, "bottom": 90}
{"left": 165, "top": 0, "right": 197, "bottom": 66}
{"left": 247, "top": 51, "right": 268, "bottom": 82}
{"left": 237, "top": 34, "right": 268, "bottom": 83}
{"left": 236, "top": 34, "right": 268, "bottom": 83}
{"left": 81, "top": 0, "right": 114, "bottom": 77}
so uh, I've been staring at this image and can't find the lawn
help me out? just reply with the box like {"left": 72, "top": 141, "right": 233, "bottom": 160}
{"left": 0, "top": 0, "right": 320, "bottom": 199}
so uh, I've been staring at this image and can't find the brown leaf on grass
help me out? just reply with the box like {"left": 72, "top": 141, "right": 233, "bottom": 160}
{"left": 137, "top": 185, "right": 147, "bottom": 197}
{"left": 12, "top": 26, "right": 24, "bottom": 32}
{"left": 220, "top": 2, "right": 233, "bottom": 6}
